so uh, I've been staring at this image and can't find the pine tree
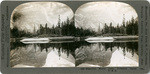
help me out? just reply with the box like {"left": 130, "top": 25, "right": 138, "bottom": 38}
{"left": 122, "top": 14, "right": 126, "bottom": 35}
{"left": 45, "top": 23, "right": 48, "bottom": 34}
{"left": 117, "top": 24, "right": 120, "bottom": 34}
{"left": 98, "top": 23, "right": 101, "bottom": 35}
{"left": 104, "top": 23, "right": 108, "bottom": 34}
{"left": 110, "top": 22, "right": 112, "bottom": 34}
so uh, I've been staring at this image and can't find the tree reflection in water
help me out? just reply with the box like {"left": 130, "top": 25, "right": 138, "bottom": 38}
{"left": 10, "top": 41, "right": 138, "bottom": 67}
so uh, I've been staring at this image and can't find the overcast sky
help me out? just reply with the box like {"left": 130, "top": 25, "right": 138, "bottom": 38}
{"left": 11, "top": 2, "right": 74, "bottom": 33}
{"left": 75, "top": 2, "right": 138, "bottom": 32}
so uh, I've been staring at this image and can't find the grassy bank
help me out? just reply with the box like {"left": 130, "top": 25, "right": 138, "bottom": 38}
{"left": 113, "top": 36, "right": 138, "bottom": 40}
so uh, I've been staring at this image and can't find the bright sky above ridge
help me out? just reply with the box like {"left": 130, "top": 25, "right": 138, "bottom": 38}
{"left": 11, "top": 2, "right": 74, "bottom": 33}
{"left": 75, "top": 2, "right": 138, "bottom": 32}
{"left": 10, "top": 2, "right": 138, "bottom": 33}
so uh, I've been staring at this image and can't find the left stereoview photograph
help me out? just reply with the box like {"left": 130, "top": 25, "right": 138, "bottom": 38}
{"left": 10, "top": 2, "right": 75, "bottom": 67}
{"left": 10, "top": 2, "right": 139, "bottom": 68}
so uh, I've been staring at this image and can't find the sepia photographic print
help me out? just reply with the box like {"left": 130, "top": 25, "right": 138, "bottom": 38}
{"left": 10, "top": 2, "right": 139, "bottom": 67}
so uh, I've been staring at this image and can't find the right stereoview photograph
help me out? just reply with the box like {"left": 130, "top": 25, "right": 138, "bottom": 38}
{"left": 75, "top": 2, "right": 138, "bottom": 67}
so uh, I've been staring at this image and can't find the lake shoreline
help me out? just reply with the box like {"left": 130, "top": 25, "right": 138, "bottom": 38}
{"left": 10, "top": 36, "right": 138, "bottom": 42}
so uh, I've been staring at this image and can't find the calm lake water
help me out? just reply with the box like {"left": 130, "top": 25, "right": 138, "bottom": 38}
{"left": 10, "top": 41, "right": 139, "bottom": 67}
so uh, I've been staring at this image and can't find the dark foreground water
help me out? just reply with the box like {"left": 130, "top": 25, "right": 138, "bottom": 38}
{"left": 10, "top": 41, "right": 138, "bottom": 67}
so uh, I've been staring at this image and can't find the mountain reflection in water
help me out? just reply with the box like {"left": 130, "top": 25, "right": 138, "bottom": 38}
{"left": 10, "top": 41, "right": 138, "bottom": 67}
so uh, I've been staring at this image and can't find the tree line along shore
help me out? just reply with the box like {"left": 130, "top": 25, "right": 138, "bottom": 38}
{"left": 10, "top": 16, "right": 138, "bottom": 39}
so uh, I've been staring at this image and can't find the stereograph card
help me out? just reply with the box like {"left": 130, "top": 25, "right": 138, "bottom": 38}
{"left": 0, "top": 0, "right": 150, "bottom": 74}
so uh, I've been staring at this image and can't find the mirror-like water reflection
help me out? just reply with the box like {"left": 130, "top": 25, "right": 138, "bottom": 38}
{"left": 10, "top": 41, "right": 138, "bottom": 67}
